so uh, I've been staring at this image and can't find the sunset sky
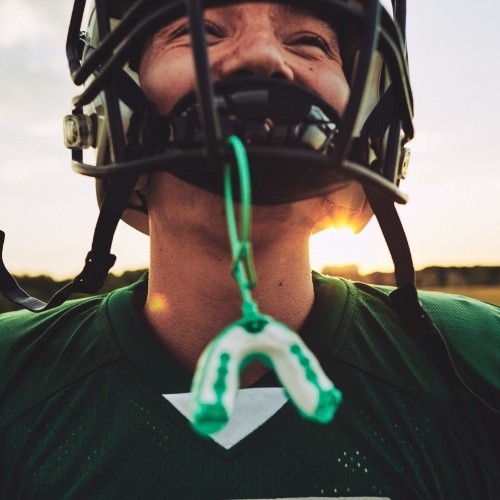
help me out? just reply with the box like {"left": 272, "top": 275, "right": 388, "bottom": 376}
{"left": 0, "top": 0, "right": 499, "bottom": 280}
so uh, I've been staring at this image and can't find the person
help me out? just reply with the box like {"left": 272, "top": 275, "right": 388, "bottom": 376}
{"left": 0, "top": 0, "right": 499, "bottom": 498}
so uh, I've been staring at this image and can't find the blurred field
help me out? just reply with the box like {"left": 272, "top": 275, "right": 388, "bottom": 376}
{"left": 1, "top": 273, "right": 499, "bottom": 314}
{"left": 421, "top": 286, "right": 500, "bottom": 306}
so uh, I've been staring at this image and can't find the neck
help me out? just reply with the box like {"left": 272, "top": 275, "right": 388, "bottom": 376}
{"left": 144, "top": 229, "right": 315, "bottom": 384}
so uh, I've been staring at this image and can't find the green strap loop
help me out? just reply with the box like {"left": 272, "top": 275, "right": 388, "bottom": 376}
{"left": 224, "top": 136, "right": 257, "bottom": 313}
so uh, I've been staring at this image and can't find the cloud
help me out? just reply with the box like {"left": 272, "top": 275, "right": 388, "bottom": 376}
{"left": 0, "top": 0, "right": 71, "bottom": 48}
{"left": 0, "top": 0, "right": 77, "bottom": 184}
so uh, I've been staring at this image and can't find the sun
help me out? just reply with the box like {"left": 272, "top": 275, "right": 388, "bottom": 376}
{"left": 309, "top": 227, "right": 357, "bottom": 272}
{"left": 309, "top": 223, "right": 393, "bottom": 275}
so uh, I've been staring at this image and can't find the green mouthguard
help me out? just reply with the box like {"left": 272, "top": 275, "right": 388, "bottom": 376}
{"left": 190, "top": 135, "right": 342, "bottom": 436}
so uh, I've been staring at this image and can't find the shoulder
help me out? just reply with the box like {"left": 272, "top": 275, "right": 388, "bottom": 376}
{"left": 371, "top": 284, "right": 500, "bottom": 353}
{"left": 0, "top": 292, "right": 113, "bottom": 357}
{"left": 358, "top": 280, "right": 500, "bottom": 407}
{"left": 417, "top": 288, "right": 500, "bottom": 333}
{"left": 0, "top": 291, "right": 124, "bottom": 431}
{"left": 314, "top": 273, "right": 500, "bottom": 404}
{"left": 416, "top": 289, "right": 500, "bottom": 404}
{"left": 354, "top": 280, "right": 500, "bottom": 340}
{"left": 363, "top": 280, "right": 499, "bottom": 361}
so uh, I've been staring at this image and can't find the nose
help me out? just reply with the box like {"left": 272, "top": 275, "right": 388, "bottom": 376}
{"left": 214, "top": 31, "right": 294, "bottom": 81}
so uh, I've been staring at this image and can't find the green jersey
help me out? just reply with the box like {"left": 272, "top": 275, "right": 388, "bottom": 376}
{"left": 1, "top": 273, "right": 499, "bottom": 499}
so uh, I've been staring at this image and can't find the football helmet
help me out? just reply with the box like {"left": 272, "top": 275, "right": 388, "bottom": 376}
{"left": 68, "top": 0, "right": 413, "bottom": 234}
{"left": 3, "top": 0, "right": 417, "bottom": 312}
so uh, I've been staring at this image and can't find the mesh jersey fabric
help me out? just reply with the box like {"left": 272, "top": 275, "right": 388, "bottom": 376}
{"left": 0, "top": 272, "right": 499, "bottom": 499}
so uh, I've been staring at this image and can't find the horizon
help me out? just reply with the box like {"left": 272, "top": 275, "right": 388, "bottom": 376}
{"left": 8, "top": 259, "right": 500, "bottom": 282}
{"left": 0, "top": 0, "right": 499, "bottom": 280}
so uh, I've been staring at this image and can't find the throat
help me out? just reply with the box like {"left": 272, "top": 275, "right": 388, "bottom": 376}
{"left": 144, "top": 232, "right": 315, "bottom": 375}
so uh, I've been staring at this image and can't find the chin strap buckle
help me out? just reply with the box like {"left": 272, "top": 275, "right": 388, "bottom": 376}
{"left": 389, "top": 283, "right": 436, "bottom": 337}
{"left": 0, "top": 230, "right": 116, "bottom": 313}
{"left": 73, "top": 251, "right": 117, "bottom": 293}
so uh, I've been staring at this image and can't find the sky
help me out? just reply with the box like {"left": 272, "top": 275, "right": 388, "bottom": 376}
{"left": 0, "top": 0, "right": 499, "bottom": 280}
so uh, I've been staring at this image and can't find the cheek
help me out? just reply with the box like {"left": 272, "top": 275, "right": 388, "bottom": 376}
{"left": 139, "top": 49, "right": 196, "bottom": 114}
{"left": 298, "top": 64, "right": 350, "bottom": 116}
{"left": 324, "top": 76, "right": 350, "bottom": 116}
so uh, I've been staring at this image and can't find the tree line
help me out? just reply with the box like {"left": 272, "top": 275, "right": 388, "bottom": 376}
{"left": 321, "top": 265, "right": 500, "bottom": 287}
{"left": 1, "top": 266, "right": 499, "bottom": 313}
{"left": 0, "top": 270, "right": 145, "bottom": 314}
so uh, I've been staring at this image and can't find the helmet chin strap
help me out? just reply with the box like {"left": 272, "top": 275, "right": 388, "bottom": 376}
{"left": 366, "top": 188, "right": 500, "bottom": 415}
{"left": 0, "top": 173, "right": 138, "bottom": 312}
{"left": 365, "top": 188, "right": 435, "bottom": 332}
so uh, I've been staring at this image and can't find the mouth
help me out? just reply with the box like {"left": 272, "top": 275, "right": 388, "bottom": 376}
{"left": 126, "top": 77, "right": 350, "bottom": 204}
{"left": 169, "top": 77, "right": 341, "bottom": 151}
